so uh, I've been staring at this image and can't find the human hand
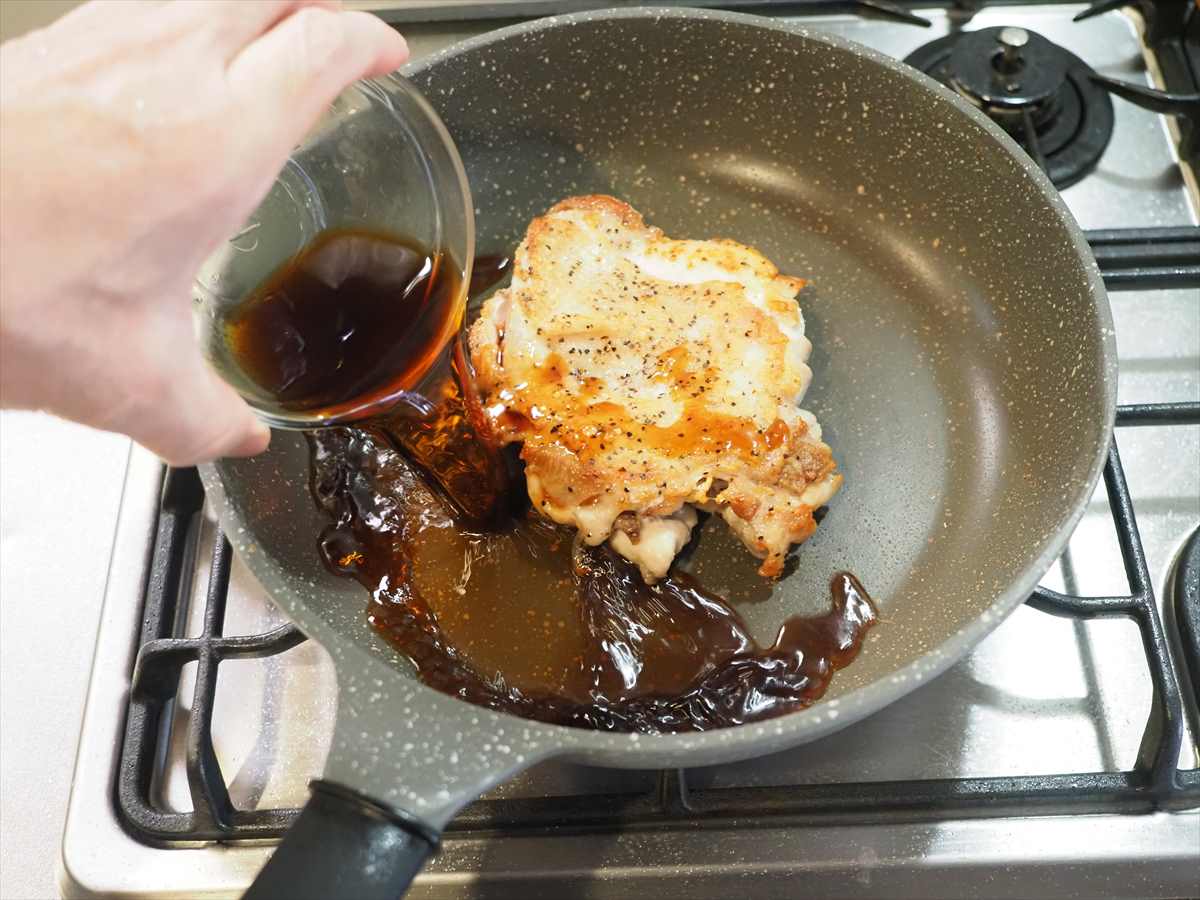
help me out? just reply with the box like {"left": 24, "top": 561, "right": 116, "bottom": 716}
{"left": 0, "top": 0, "right": 409, "bottom": 464}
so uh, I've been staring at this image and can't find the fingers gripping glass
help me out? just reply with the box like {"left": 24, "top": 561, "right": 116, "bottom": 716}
{"left": 193, "top": 75, "right": 474, "bottom": 429}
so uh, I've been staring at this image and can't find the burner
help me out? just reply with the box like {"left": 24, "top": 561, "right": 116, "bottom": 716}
{"left": 905, "top": 27, "right": 1114, "bottom": 189}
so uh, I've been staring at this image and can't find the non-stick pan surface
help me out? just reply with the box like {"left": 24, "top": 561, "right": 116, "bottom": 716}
{"left": 204, "top": 8, "right": 1115, "bottom": 897}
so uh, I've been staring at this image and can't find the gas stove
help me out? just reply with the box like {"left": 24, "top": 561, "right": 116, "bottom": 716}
{"left": 60, "top": 3, "right": 1199, "bottom": 898}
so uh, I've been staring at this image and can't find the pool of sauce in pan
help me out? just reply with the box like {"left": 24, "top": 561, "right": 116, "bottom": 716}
{"left": 312, "top": 425, "right": 876, "bottom": 732}
{"left": 234, "top": 227, "right": 878, "bottom": 732}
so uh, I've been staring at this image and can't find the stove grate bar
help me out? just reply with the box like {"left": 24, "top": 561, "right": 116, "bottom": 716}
{"left": 1086, "top": 226, "right": 1200, "bottom": 289}
{"left": 1029, "top": 439, "right": 1188, "bottom": 805}
{"left": 1116, "top": 402, "right": 1200, "bottom": 426}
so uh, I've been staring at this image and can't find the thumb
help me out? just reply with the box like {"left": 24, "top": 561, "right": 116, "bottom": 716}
{"left": 131, "top": 361, "right": 271, "bottom": 467}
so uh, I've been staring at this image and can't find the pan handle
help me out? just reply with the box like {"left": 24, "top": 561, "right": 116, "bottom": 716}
{"left": 243, "top": 779, "right": 438, "bottom": 900}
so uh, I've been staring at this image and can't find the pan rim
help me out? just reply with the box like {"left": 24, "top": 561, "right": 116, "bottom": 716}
{"left": 203, "top": 4, "right": 1116, "bottom": 767}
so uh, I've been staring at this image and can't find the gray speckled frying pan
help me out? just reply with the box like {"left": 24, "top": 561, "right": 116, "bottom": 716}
{"left": 202, "top": 8, "right": 1115, "bottom": 898}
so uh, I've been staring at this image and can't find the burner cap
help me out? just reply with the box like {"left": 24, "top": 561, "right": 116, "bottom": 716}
{"left": 949, "top": 28, "right": 1068, "bottom": 113}
{"left": 904, "top": 27, "right": 1114, "bottom": 189}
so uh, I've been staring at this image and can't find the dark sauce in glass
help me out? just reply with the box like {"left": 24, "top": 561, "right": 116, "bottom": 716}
{"left": 234, "top": 228, "right": 877, "bottom": 733}
{"left": 226, "top": 228, "right": 508, "bottom": 525}
{"left": 226, "top": 228, "right": 460, "bottom": 421}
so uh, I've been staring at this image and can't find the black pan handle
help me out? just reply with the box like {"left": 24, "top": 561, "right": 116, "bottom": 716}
{"left": 243, "top": 779, "right": 439, "bottom": 900}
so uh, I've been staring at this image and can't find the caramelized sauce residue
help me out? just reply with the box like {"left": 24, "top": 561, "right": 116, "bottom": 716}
{"left": 310, "top": 425, "right": 877, "bottom": 733}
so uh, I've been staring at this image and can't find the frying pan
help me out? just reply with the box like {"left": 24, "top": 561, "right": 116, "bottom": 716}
{"left": 201, "top": 8, "right": 1115, "bottom": 898}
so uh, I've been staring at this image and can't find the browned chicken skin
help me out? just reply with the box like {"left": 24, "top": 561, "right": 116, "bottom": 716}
{"left": 469, "top": 196, "right": 841, "bottom": 581}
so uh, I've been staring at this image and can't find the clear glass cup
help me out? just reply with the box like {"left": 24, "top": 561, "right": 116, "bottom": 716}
{"left": 192, "top": 74, "right": 474, "bottom": 429}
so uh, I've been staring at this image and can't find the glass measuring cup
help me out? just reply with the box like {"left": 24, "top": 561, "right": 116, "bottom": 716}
{"left": 192, "top": 74, "right": 474, "bottom": 429}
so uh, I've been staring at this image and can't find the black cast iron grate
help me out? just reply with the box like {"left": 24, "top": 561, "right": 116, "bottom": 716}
{"left": 115, "top": 227, "right": 1200, "bottom": 845}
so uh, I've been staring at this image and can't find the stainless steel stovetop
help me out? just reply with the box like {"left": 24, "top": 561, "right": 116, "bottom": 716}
{"left": 60, "top": 4, "right": 1199, "bottom": 899}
